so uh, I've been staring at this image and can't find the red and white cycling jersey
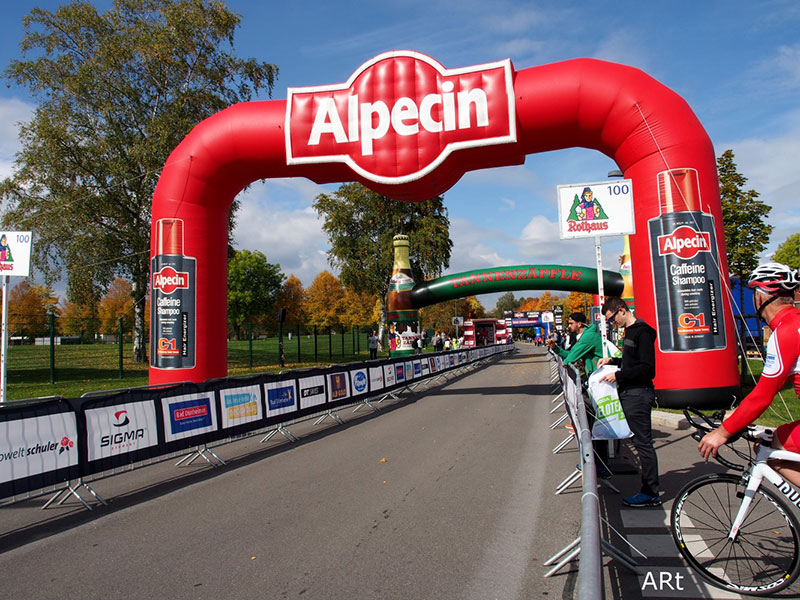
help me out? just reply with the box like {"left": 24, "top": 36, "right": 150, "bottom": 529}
{"left": 723, "top": 306, "right": 800, "bottom": 435}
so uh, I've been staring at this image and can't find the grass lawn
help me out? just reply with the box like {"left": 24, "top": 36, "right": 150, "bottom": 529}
{"left": 3, "top": 333, "right": 378, "bottom": 401}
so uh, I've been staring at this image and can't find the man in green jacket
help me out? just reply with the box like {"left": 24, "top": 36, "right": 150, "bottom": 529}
{"left": 546, "top": 311, "right": 610, "bottom": 477}
{"left": 546, "top": 312, "right": 603, "bottom": 376}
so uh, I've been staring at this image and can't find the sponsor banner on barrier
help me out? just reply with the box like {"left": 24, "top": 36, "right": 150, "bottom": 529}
{"left": 405, "top": 361, "right": 414, "bottom": 381}
{"left": 428, "top": 357, "right": 438, "bottom": 373}
{"left": 220, "top": 385, "right": 262, "bottom": 429}
{"left": 86, "top": 401, "right": 159, "bottom": 462}
{"left": 384, "top": 363, "right": 396, "bottom": 387}
{"left": 420, "top": 359, "right": 430, "bottom": 376}
{"left": 0, "top": 413, "right": 79, "bottom": 485}
{"left": 264, "top": 380, "right": 298, "bottom": 417}
{"left": 162, "top": 393, "right": 217, "bottom": 442}
{"left": 350, "top": 368, "right": 369, "bottom": 397}
{"left": 413, "top": 360, "right": 422, "bottom": 378}
{"left": 394, "top": 362, "right": 406, "bottom": 384}
{"left": 298, "top": 374, "right": 327, "bottom": 410}
{"left": 327, "top": 372, "right": 350, "bottom": 402}
{"left": 369, "top": 366, "right": 384, "bottom": 391}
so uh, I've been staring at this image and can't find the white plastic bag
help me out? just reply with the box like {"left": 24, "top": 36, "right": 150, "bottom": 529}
{"left": 587, "top": 365, "right": 633, "bottom": 440}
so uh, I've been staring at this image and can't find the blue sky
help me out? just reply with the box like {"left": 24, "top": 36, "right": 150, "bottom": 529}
{"left": 1, "top": 1, "right": 798, "bottom": 308}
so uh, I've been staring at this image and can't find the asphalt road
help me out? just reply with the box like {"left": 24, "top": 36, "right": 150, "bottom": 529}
{"left": 3, "top": 345, "right": 798, "bottom": 600}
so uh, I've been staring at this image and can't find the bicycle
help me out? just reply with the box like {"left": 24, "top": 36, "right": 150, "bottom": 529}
{"left": 671, "top": 407, "right": 800, "bottom": 595}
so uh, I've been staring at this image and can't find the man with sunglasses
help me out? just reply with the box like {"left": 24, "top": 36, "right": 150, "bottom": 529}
{"left": 597, "top": 297, "right": 660, "bottom": 507}
{"left": 698, "top": 263, "right": 800, "bottom": 486}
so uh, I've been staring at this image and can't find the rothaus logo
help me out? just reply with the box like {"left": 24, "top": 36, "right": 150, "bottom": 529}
{"left": 153, "top": 266, "right": 189, "bottom": 295}
{"left": 657, "top": 226, "right": 712, "bottom": 260}
{"left": 286, "top": 51, "right": 516, "bottom": 184}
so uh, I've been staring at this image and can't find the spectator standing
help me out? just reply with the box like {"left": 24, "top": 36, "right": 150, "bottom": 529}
{"left": 598, "top": 297, "right": 659, "bottom": 507}
{"left": 367, "top": 330, "right": 379, "bottom": 360}
{"left": 546, "top": 311, "right": 610, "bottom": 477}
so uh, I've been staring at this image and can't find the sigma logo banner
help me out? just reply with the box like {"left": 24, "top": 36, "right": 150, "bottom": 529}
{"left": 264, "top": 380, "right": 298, "bottom": 417}
{"left": 220, "top": 385, "right": 262, "bottom": 429}
{"left": 369, "top": 366, "right": 384, "bottom": 391}
{"left": 327, "top": 372, "right": 351, "bottom": 402}
{"left": 299, "top": 374, "right": 326, "bottom": 410}
{"left": 350, "top": 368, "right": 369, "bottom": 397}
{"left": 86, "top": 402, "right": 158, "bottom": 462}
{"left": 162, "top": 393, "right": 217, "bottom": 443}
{"left": 285, "top": 51, "right": 516, "bottom": 185}
{"left": 383, "top": 363, "right": 396, "bottom": 387}
{"left": 0, "top": 413, "right": 79, "bottom": 485}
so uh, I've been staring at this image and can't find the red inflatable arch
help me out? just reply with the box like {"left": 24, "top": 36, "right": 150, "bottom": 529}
{"left": 150, "top": 52, "right": 738, "bottom": 407}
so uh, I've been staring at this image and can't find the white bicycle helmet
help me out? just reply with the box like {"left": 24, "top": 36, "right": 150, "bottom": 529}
{"left": 747, "top": 262, "right": 800, "bottom": 295}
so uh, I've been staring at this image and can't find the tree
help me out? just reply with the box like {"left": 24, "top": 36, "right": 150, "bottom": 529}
{"left": 313, "top": 183, "right": 452, "bottom": 342}
{"left": 8, "top": 280, "right": 58, "bottom": 337}
{"left": 59, "top": 299, "right": 99, "bottom": 340}
{"left": 278, "top": 275, "right": 307, "bottom": 326}
{"left": 1, "top": 0, "right": 278, "bottom": 362}
{"left": 717, "top": 150, "right": 773, "bottom": 276}
{"left": 420, "top": 296, "right": 483, "bottom": 335}
{"left": 493, "top": 291, "right": 520, "bottom": 317}
{"left": 304, "top": 271, "right": 344, "bottom": 328}
{"left": 518, "top": 297, "right": 539, "bottom": 312}
{"left": 339, "top": 288, "right": 378, "bottom": 329}
{"left": 227, "top": 249, "right": 284, "bottom": 340}
{"left": 535, "top": 291, "right": 557, "bottom": 311}
{"left": 97, "top": 277, "right": 134, "bottom": 334}
{"left": 773, "top": 233, "right": 800, "bottom": 270}
{"left": 565, "top": 291, "right": 591, "bottom": 315}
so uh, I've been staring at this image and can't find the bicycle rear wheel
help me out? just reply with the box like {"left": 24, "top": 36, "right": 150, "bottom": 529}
{"left": 671, "top": 473, "right": 800, "bottom": 595}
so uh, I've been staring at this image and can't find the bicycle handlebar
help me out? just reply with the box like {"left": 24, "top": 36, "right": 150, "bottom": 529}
{"left": 683, "top": 407, "right": 747, "bottom": 472}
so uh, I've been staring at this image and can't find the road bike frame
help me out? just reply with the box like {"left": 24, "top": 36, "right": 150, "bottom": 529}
{"left": 730, "top": 444, "right": 800, "bottom": 540}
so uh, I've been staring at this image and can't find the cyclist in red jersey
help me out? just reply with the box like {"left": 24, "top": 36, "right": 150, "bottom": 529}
{"left": 699, "top": 263, "right": 800, "bottom": 485}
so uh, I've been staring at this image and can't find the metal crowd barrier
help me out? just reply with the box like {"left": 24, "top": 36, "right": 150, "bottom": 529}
{"left": 1, "top": 345, "right": 513, "bottom": 509}
{"left": 543, "top": 350, "right": 641, "bottom": 600}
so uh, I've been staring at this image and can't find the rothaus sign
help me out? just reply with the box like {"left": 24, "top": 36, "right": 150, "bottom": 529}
{"left": 285, "top": 51, "right": 517, "bottom": 184}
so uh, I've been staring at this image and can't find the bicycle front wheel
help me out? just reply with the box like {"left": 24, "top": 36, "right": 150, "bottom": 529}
{"left": 671, "top": 473, "right": 800, "bottom": 595}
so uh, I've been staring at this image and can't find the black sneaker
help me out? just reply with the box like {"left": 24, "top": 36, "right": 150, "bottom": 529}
{"left": 623, "top": 493, "right": 661, "bottom": 508}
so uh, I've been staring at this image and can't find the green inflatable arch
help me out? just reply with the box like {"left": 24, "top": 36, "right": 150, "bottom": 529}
{"left": 409, "top": 264, "right": 624, "bottom": 309}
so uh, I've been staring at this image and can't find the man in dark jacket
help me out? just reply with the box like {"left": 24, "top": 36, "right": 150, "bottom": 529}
{"left": 598, "top": 297, "right": 659, "bottom": 507}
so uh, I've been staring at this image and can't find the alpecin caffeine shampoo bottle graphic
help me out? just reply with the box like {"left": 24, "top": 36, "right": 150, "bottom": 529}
{"left": 150, "top": 218, "right": 196, "bottom": 369}
{"left": 648, "top": 168, "right": 726, "bottom": 352}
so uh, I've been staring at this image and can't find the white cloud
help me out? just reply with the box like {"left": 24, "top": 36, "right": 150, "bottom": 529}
{"left": 591, "top": 31, "right": 650, "bottom": 71}
{"left": 233, "top": 187, "right": 332, "bottom": 286}
{"left": 0, "top": 97, "right": 33, "bottom": 172}
{"left": 721, "top": 117, "right": 800, "bottom": 255}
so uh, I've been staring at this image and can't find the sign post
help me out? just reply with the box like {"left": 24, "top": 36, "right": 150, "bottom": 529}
{"left": 0, "top": 231, "right": 33, "bottom": 403}
{"left": 557, "top": 181, "right": 634, "bottom": 356}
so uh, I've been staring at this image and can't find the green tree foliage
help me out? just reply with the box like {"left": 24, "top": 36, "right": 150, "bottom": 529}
{"left": 717, "top": 149, "right": 773, "bottom": 276}
{"left": 227, "top": 250, "right": 284, "bottom": 340}
{"left": 1, "top": 0, "right": 278, "bottom": 361}
{"left": 773, "top": 233, "right": 800, "bottom": 270}
{"left": 313, "top": 183, "right": 453, "bottom": 340}
{"left": 492, "top": 291, "right": 520, "bottom": 317}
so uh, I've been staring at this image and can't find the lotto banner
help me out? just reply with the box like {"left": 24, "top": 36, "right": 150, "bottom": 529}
{"left": 0, "top": 399, "right": 80, "bottom": 499}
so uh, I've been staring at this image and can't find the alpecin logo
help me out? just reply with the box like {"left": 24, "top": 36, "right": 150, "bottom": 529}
{"left": 285, "top": 51, "right": 517, "bottom": 184}
{"left": 153, "top": 266, "right": 189, "bottom": 294}
{"left": 657, "top": 226, "right": 711, "bottom": 260}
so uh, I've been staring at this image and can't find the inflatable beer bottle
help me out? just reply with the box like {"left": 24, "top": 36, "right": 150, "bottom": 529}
{"left": 387, "top": 234, "right": 419, "bottom": 356}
